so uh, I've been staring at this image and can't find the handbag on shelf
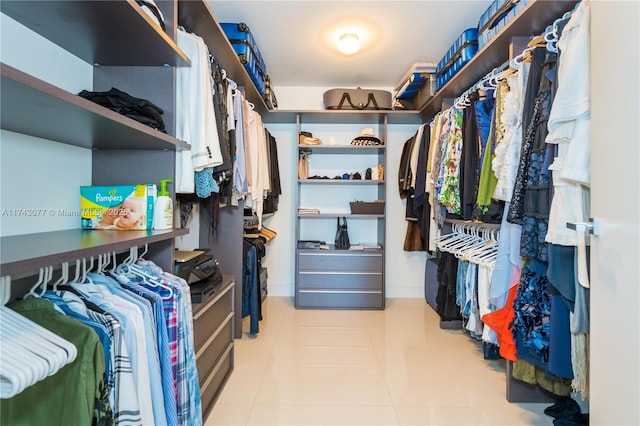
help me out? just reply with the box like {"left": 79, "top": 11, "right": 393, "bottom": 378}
{"left": 335, "top": 217, "right": 351, "bottom": 249}
{"left": 298, "top": 151, "right": 309, "bottom": 179}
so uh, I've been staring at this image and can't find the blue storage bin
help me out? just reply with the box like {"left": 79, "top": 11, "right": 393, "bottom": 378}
{"left": 221, "top": 22, "right": 268, "bottom": 95}
{"left": 436, "top": 28, "right": 478, "bottom": 90}
{"left": 395, "top": 71, "right": 428, "bottom": 99}
{"left": 477, "top": 0, "right": 531, "bottom": 50}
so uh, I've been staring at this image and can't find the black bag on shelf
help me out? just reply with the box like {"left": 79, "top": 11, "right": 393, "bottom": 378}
{"left": 335, "top": 217, "right": 351, "bottom": 249}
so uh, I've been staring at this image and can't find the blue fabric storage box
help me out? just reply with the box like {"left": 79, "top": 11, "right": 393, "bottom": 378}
{"left": 221, "top": 22, "right": 268, "bottom": 96}
{"left": 436, "top": 28, "right": 478, "bottom": 90}
{"left": 477, "top": 0, "right": 531, "bottom": 50}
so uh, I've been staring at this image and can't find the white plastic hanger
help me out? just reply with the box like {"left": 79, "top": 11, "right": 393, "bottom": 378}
{"left": 52, "top": 262, "right": 70, "bottom": 291}
{"left": 0, "top": 275, "right": 78, "bottom": 398}
{"left": 24, "top": 267, "right": 46, "bottom": 299}
{"left": 454, "top": 228, "right": 490, "bottom": 259}
{"left": 116, "top": 246, "right": 174, "bottom": 299}
{"left": 440, "top": 224, "right": 480, "bottom": 253}
{"left": 465, "top": 229, "right": 500, "bottom": 264}
{"left": 433, "top": 223, "right": 464, "bottom": 245}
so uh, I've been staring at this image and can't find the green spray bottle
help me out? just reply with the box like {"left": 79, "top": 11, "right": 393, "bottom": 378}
{"left": 153, "top": 179, "right": 173, "bottom": 230}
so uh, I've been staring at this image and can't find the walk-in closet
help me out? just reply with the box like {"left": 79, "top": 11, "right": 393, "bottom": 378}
{"left": 1, "top": 1, "right": 638, "bottom": 425}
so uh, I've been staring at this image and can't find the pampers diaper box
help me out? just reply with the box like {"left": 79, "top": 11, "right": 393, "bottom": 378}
{"left": 81, "top": 184, "right": 156, "bottom": 230}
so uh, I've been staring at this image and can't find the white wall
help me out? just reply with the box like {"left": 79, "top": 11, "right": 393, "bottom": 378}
{"left": 0, "top": 14, "right": 93, "bottom": 237}
{"left": 264, "top": 86, "right": 426, "bottom": 298}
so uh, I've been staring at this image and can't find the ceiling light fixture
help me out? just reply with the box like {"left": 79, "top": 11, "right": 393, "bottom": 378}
{"left": 338, "top": 33, "right": 360, "bottom": 55}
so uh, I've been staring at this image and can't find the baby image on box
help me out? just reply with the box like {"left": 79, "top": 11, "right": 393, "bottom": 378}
{"left": 97, "top": 194, "right": 147, "bottom": 229}
{"left": 81, "top": 185, "right": 155, "bottom": 230}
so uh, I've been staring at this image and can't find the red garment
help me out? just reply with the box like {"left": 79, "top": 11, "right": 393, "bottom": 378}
{"left": 482, "top": 269, "right": 520, "bottom": 361}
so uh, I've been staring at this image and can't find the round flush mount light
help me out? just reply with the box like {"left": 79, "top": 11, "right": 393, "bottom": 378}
{"left": 338, "top": 33, "right": 360, "bottom": 55}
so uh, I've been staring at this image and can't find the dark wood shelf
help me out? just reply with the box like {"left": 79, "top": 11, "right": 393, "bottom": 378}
{"left": 297, "top": 246, "right": 383, "bottom": 254}
{"left": 297, "top": 213, "right": 384, "bottom": 219}
{"left": 419, "top": 0, "right": 578, "bottom": 119}
{"left": 0, "top": 228, "right": 189, "bottom": 276}
{"left": 299, "top": 180, "right": 384, "bottom": 185}
{"left": 178, "top": 0, "right": 270, "bottom": 116}
{"left": 298, "top": 144, "right": 385, "bottom": 154}
{"left": 266, "top": 109, "right": 422, "bottom": 125}
{"left": 0, "top": 63, "right": 190, "bottom": 150}
{"left": 0, "top": 0, "right": 190, "bottom": 67}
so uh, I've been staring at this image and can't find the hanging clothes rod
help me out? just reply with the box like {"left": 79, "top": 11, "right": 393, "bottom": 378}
{"left": 444, "top": 218, "right": 501, "bottom": 230}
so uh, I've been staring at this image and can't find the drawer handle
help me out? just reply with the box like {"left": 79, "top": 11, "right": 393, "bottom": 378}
{"left": 298, "top": 289, "right": 382, "bottom": 294}
{"left": 299, "top": 253, "right": 381, "bottom": 257}
{"left": 299, "top": 271, "right": 381, "bottom": 276}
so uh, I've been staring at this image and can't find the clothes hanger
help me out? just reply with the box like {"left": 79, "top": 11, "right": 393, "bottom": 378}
{"left": 24, "top": 267, "right": 46, "bottom": 299}
{"left": 115, "top": 247, "right": 137, "bottom": 274}
{"left": 139, "top": 244, "right": 149, "bottom": 260}
{"left": 446, "top": 224, "right": 476, "bottom": 255}
{"left": 81, "top": 257, "right": 94, "bottom": 284}
{"left": 449, "top": 226, "right": 485, "bottom": 255}
{"left": 116, "top": 245, "right": 174, "bottom": 298}
{"left": 98, "top": 254, "right": 107, "bottom": 275}
{"left": 465, "top": 229, "right": 500, "bottom": 264}
{"left": 438, "top": 224, "right": 478, "bottom": 253}
{"left": 128, "top": 264, "right": 174, "bottom": 299}
{"left": 528, "top": 33, "right": 546, "bottom": 48}
{"left": 0, "top": 338, "right": 42, "bottom": 396}
{"left": 455, "top": 228, "right": 492, "bottom": 259}
{"left": 0, "top": 309, "right": 66, "bottom": 376}
{"left": 0, "top": 276, "right": 31, "bottom": 398}
{"left": 52, "top": 262, "right": 70, "bottom": 291}
{"left": 0, "top": 274, "right": 77, "bottom": 390}
{"left": 433, "top": 222, "right": 463, "bottom": 245}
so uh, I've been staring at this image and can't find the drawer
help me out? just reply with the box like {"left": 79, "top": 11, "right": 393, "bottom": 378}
{"left": 297, "top": 290, "right": 383, "bottom": 309}
{"left": 192, "top": 282, "right": 234, "bottom": 351}
{"left": 298, "top": 251, "right": 382, "bottom": 272}
{"left": 298, "top": 272, "right": 382, "bottom": 291}
{"left": 200, "top": 343, "right": 234, "bottom": 420}
{"left": 196, "top": 312, "right": 234, "bottom": 386}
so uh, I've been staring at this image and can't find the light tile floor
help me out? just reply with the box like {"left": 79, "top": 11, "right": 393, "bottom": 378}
{"left": 206, "top": 297, "right": 553, "bottom": 425}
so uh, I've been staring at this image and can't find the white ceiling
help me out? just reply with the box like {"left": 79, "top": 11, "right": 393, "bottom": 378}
{"left": 207, "top": 0, "right": 493, "bottom": 89}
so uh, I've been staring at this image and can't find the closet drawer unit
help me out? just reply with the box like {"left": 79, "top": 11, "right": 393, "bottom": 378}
{"left": 192, "top": 280, "right": 234, "bottom": 351}
{"left": 298, "top": 251, "right": 383, "bottom": 273}
{"left": 297, "top": 290, "right": 383, "bottom": 309}
{"left": 199, "top": 343, "right": 234, "bottom": 419}
{"left": 298, "top": 271, "right": 382, "bottom": 291}
{"left": 195, "top": 312, "right": 234, "bottom": 387}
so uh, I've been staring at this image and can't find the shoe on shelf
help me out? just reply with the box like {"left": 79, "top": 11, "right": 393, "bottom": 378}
{"left": 299, "top": 131, "right": 322, "bottom": 145}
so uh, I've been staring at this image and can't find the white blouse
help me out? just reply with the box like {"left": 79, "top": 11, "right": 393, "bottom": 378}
{"left": 175, "top": 30, "right": 223, "bottom": 194}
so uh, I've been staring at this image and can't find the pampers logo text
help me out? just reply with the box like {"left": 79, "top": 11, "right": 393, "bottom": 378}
{"left": 95, "top": 189, "right": 124, "bottom": 203}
